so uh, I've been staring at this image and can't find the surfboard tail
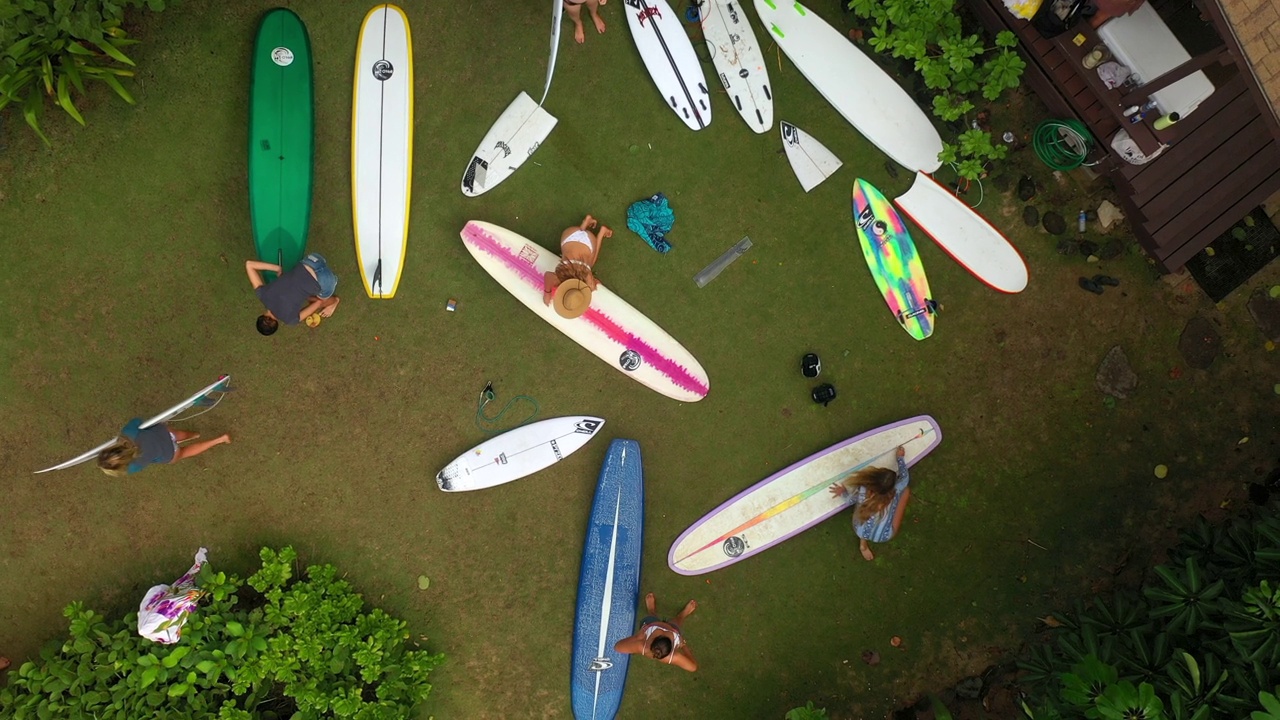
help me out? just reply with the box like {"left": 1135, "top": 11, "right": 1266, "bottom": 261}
{"left": 894, "top": 172, "right": 1028, "bottom": 294}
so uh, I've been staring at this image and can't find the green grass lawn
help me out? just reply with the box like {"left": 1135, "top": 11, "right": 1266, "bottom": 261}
{"left": 1, "top": 1, "right": 1277, "bottom": 718}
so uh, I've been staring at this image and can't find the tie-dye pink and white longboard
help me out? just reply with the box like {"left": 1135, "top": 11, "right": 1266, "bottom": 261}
{"left": 460, "top": 221, "right": 709, "bottom": 402}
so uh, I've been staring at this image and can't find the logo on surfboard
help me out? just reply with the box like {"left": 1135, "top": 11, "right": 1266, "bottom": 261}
{"left": 271, "top": 47, "right": 294, "bottom": 66}
{"left": 723, "top": 536, "right": 747, "bottom": 557}
{"left": 575, "top": 419, "right": 602, "bottom": 434}
{"left": 632, "top": 2, "right": 662, "bottom": 26}
{"left": 589, "top": 657, "right": 614, "bottom": 672}
{"left": 372, "top": 59, "right": 394, "bottom": 81}
{"left": 857, "top": 207, "right": 890, "bottom": 240}
{"left": 619, "top": 350, "right": 642, "bottom": 372}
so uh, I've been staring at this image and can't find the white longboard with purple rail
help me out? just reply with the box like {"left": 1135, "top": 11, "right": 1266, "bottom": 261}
{"left": 668, "top": 415, "right": 941, "bottom": 574}
{"left": 460, "top": 221, "right": 709, "bottom": 402}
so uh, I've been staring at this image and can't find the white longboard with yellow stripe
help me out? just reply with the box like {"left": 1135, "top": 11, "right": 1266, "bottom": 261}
{"left": 352, "top": 4, "right": 413, "bottom": 298}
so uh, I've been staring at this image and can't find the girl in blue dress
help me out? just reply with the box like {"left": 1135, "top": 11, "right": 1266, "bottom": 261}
{"left": 828, "top": 445, "right": 912, "bottom": 561}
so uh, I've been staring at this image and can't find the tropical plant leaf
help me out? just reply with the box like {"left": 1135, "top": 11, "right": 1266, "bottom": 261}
{"left": 54, "top": 72, "right": 83, "bottom": 123}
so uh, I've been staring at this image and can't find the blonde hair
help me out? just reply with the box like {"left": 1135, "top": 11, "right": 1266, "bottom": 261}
{"left": 555, "top": 260, "right": 592, "bottom": 285}
{"left": 97, "top": 438, "right": 140, "bottom": 477}
{"left": 843, "top": 466, "right": 899, "bottom": 523}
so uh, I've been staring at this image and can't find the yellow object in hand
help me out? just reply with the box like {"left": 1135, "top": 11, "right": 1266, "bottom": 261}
{"left": 305, "top": 313, "right": 322, "bottom": 328}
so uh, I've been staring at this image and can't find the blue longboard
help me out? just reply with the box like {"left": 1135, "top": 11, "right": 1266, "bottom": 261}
{"left": 571, "top": 439, "right": 644, "bottom": 720}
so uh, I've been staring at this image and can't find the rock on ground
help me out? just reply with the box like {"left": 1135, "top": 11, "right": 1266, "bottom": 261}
{"left": 1043, "top": 211, "right": 1066, "bottom": 235}
{"left": 1097, "top": 199, "right": 1125, "bottom": 231}
{"left": 1096, "top": 345, "right": 1138, "bottom": 399}
{"left": 1178, "top": 316, "right": 1222, "bottom": 369}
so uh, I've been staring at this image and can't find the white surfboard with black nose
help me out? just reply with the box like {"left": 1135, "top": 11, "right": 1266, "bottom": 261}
{"left": 623, "top": 0, "right": 712, "bottom": 130}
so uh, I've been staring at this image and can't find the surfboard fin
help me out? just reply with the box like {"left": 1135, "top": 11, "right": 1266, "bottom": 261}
{"left": 372, "top": 259, "right": 383, "bottom": 296}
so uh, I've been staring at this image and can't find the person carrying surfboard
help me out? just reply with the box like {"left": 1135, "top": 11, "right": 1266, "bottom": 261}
{"left": 543, "top": 215, "right": 611, "bottom": 320}
{"left": 614, "top": 592, "right": 698, "bottom": 671}
{"left": 245, "top": 254, "right": 340, "bottom": 335}
{"left": 563, "top": 0, "right": 607, "bottom": 44}
{"left": 828, "top": 445, "right": 912, "bottom": 561}
{"left": 96, "top": 420, "right": 230, "bottom": 476}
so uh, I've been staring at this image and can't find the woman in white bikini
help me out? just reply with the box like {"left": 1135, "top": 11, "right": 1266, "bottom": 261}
{"left": 543, "top": 214, "right": 612, "bottom": 319}
{"left": 614, "top": 592, "right": 698, "bottom": 672}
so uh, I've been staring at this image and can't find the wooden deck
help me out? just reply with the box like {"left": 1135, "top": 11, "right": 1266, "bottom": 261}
{"left": 967, "top": 0, "right": 1280, "bottom": 271}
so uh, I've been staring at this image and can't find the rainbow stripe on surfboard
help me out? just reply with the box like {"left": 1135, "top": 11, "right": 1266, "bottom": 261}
{"left": 460, "top": 221, "right": 709, "bottom": 402}
{"left": 853, "top": 179, "right": 935, "bottom": 341}
{"left": 668, "top": 415, "right": 941, "bottom": 575}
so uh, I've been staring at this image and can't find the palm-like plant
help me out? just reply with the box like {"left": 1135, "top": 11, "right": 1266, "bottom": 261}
{"left": 0, "top": 1, "right": 166, "bottom": 145}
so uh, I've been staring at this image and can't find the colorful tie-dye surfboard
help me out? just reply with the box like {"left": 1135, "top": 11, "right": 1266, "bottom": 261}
{"left": 459, "top": 221, "right": 709, "bottom": 402}
{"left": 852, "top": 179, "right": 936, "bottom": 340}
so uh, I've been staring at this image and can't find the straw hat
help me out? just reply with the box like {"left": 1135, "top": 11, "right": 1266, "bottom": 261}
{"left": 553, "top": 278, "right": 593, "bottom": 319}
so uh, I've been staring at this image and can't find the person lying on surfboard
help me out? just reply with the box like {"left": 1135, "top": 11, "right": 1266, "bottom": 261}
{"left": 564, "top": 0, "right": 607, "bottom": 44}
{"left": 614, "top": 592, "right": 698, "bottom": 672}
{"left": 828, "top": 445, "right": 912, "bottom": 561}
{"left": 245, "top": 253, "right": 340, "bottom": 335}
{"left": 97, "top": 420, "right": 230, "bottom": 476}
{"left": 543, "top": 215, "right": 611, "bottom": 320}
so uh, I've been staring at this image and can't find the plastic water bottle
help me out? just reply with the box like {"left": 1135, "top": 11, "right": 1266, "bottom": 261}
{"left": 1078, "top": 210, "right": 1087, "bottom": 233}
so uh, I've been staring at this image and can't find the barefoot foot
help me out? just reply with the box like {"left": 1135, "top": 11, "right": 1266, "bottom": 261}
{"left": 859, "top": 541, "right": 875, "bottom": 561}
{"left": 574, "top": 22, "right": 586, "bottom": 43}
{"left": 320, "top": 297, "right": 341, "bottom": 317}
{"left": 217, "top": 434, "right": 232, "bottom": 446}
{"left": 679, "top": 599, "right": 698, "bottom": 618}
{"left": 592, "top": 13, "right": 607, "bottom": 33}
{"left": 645, "top": 592, "right": 656, "bottom": 613}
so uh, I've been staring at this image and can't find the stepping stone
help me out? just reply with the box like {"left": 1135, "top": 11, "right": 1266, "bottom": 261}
{"left": 1096, "top": 345, "right": 1138, "bottom": 399}
{"left": 1057, "top": 239, "right": 1079, "bottom": 255}
{"left": 1079, "top": 240, "right": 1099, "bottom": 257}
{"left": 1097, "top": 199, "right": 1125, "bottom": 231}
{"left": 1042, "top": 211, "right": 1066, "bottom": 235}
{"left": 1099, "top": 238, "right": 1123, "bottom": 260}
{"left": 955, "top": 676, "right": 983, "bottom": 700}
{"left": 1023, "top": 205, "right": 1039, "bottom": 227}
{"left": 1246, "top": 289, "right": 1280, "bottom": 341}
{"left": 1017, "top": 175, "right": 1036, "bottom": 201}
{"left": 1178, "top": 316, "right": 1221, "bottom": 369}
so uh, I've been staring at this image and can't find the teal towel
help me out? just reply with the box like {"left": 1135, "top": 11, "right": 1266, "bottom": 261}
{"left": 626, "top": 193, "right": 674, "bottom": 253}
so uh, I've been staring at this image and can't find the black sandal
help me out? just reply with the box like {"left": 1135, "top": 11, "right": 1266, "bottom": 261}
{"left": 1078, "top": 277, "right": 1104, "bottom": 294}
{"left": 1092, "top": 274, "right": 1120, "bottom": 287}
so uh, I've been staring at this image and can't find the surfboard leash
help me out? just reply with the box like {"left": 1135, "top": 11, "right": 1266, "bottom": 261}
{"left": 474, "top": 381, "right": 539, "bottom": 434}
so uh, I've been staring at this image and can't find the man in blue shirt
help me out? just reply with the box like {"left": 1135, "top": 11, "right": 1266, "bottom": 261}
{"left": 246, "top": 253, "right": 340, "bottom": 335}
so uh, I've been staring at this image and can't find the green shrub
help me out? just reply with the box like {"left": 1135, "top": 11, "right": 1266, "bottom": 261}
{"left": 786, "top": 700, "right": 830, "bottom": 719}
{"left": 0, "top": 546, "right": 445, "bottom": 719}
{"left": 0, "top": 0, "right": 171, "bottom": 145}
{"left": 847, "top": 0, "right": 1026, "bottom": 179}
{"left": 1019, "top": 510, "right": 1280, "bottom": 720}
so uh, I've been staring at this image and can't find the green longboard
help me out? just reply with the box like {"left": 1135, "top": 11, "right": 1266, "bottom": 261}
{"left": 249, "top": 8, "right": 314, "bottom": 274}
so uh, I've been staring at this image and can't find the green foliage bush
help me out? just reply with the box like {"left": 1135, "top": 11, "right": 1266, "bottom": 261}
{"left": 0, "top": 546, "right": 445, "bottom": 719}
{"left": 847, "top": 0, "right": 1027, "bottom": 179}
{"left": 1020, "top": 510, "right": 1280, "bottom": 720}
{"left": 0, "top": 0, "right": 171, "bottom": 145}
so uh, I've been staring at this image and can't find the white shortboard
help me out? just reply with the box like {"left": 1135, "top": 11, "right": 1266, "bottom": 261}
{"left": 352, "top": 5, "right": 413, "bottom": 299}
{"left": 462, "top": 93, "right": 558, "bottom": 197}
{"left": 699, "top": 0, "right": 772, "bottom": 133}
{"left": 668, "top": 415, "right": 941, "bottom": 575}
{"left": 460, "top": 221, "right": 710, "bottom": 402}
{"left": 436, "top": 416, "right": 606, "bottom": 492}
{"left": 781, "top": 121, "right": 841, "bottom": 192}
{"left": 755, "top": 0, "right": 942, "bottom": 173}
{"left": 461, "top": 0, "right": 562, "bottom": 197}
{"left": 623, "top": 0, "right": 711, "bottom": 130}
{"left": 894, "top": 171, "right": 1028, "bottom": 293}
{"left": 34, "top": 375, "right": 233, "bottom": 474}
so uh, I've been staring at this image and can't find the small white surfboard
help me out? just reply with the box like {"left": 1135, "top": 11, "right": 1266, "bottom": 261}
{"left": 623, "top": 0, "right": 711, "bottom": 130}
{"left": 755, "top": 0, "right": 943, "bottom": 173}
{"left": 781, "top": 121, "right": 842, "bottom": 192}
{"left": 34, "top": 375, "right": 233, "bottom": 474}
{"left": 460, "top": 221, "right": 710, "bottom": 402}
{"left": 462, "top": 92, "right": 559, "bottom": 197}
{"left": 699, "top": 0, "right": 772, "bottom": 133}
{"left": 436, "top": 416, "right": 606, "bottom": 492}
{"left": 352, "top": 4, "right": 413, "bottom": 299}
{"left": 894, "top": 172, "right": 1029, "bottom": 293}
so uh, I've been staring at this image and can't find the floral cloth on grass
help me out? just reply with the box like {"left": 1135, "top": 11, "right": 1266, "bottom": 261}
{"left": 626, "top": 192, "right": 675, "bottom": 254}
{"left": 137, "top": 547, "right": 208, "bottom": 644}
